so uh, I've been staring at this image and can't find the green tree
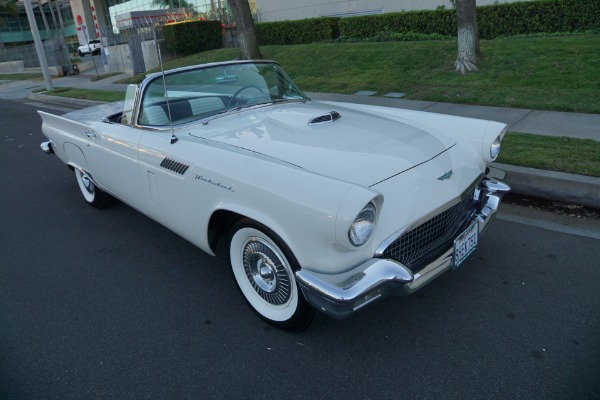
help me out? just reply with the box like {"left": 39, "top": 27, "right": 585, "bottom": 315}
{"left": 152, "top": 0, "right": 196, "bottom": 11}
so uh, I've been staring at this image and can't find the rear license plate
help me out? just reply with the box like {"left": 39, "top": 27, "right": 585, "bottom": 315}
{"left": 453, "top": 221, "right": 479, "bottom": 268}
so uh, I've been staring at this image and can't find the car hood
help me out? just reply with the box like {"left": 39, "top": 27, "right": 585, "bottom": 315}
{"left": 189, "top": 101, "right": 456, "bottom": 186}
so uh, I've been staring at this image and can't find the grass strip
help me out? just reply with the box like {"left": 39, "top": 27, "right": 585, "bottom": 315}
{"left": 498, "top": 133, "right": 600, "bottom": 177}
{"left": 0, "top": 73, "right": 44, "bottom": 80}
{"left": 42, "top": 87, "right": 124, "bottom": 102}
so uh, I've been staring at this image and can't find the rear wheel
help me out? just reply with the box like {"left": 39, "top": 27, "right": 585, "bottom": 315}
{"left": 228, "top": 220, "right": 316, "bottom": 331}
{"left": 74, "top": 168, "right": 114, "bottom": 209}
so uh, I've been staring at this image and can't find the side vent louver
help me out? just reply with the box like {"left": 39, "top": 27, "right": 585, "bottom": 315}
{"left": 309, "top": 111, "right": 341, "bottom": 126}
{"left": 160, "top": 157, "right": 190, "bottom": 175}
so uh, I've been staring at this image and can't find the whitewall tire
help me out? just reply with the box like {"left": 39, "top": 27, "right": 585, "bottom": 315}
{"left": 74, "top": 168, "right": 114, "bottom": 209}
{"left": 228, "top": 220, "right": 316, "bottom": 331}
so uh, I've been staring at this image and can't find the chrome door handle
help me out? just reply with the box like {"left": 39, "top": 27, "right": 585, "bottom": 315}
{"left": 85, "top": 130, "right": 97, "bottom": 138}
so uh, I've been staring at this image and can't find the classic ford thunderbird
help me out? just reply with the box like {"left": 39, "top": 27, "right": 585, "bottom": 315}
{"left": 39, "top": 60, "right": 510, "bottom": 331}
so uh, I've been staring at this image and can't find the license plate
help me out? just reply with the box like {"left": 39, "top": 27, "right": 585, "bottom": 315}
{"left": 452, "top": 221, "right": 479, "bottom": 268}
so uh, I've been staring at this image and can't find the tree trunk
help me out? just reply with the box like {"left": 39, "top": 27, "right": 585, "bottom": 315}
{"left": 228, "top": 0, "right": 262, "bottom": 60}
{"left": 455, "top": 0, "right": 479, "bottom": 74}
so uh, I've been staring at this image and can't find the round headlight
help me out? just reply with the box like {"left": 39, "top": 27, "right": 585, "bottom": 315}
{"left": 348, "top": 202, "right": 377, "bottom": 247}
{"left": 490, "top": 134, "right": 502, "bottom": 160}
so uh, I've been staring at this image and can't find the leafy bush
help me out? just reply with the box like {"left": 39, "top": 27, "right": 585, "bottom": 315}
{"left": 255, "top": 17, "right": 339, "bottom": 45}
{"left": 163, "top": 20, "right": 223, "bottom": 55}
{"left": 339, "top": 9, "right": 456, "bottom": 39}
{"left": 339, "top": 0, "right": 600, "bottom": 40}
{"left": 477, "top": 0, "right": 600, "bottom": 38}
{"left": 254, "top": 0, "right": 599, "bottom": 45}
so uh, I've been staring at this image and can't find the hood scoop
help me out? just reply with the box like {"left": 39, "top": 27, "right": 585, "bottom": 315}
{"left": 309, "top": 111, "right": 341, "bottom": 126}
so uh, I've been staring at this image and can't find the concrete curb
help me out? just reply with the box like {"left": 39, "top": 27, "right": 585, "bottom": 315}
{"left": 492, "top": 163, "right": 600, "bottom": 209}
{"left": 27, "top": 92, "right": 106, "bottom": 109}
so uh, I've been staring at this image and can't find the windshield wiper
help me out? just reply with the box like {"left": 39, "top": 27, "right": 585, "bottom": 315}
{"left": 201, "top": 107, "right": 242, "bottom": 125}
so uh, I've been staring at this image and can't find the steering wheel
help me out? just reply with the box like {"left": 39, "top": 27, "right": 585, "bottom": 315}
{"left": 228, "top": 85, "right": 264, "bottom": 108}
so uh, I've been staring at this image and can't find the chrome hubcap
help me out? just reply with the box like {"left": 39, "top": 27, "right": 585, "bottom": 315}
{"left": 242, "top": 238, "right": 291, "bottom": 305}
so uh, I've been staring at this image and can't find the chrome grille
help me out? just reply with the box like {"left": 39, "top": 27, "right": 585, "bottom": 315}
{"left": 379, "top": 190, "right": 476, "bottom": 271}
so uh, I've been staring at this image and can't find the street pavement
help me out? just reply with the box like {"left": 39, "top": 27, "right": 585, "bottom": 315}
{"left": 1, "top": 98, "right": 599, "bottom": 399}
{"left": 1, "top": 71, "right": 599, "bottom": 208}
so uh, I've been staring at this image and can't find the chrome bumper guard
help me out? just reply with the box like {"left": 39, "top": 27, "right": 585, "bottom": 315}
{"left": 295, "top": 177, "right": 510, "bottom": 320}
{"left": 40, "top": 141, "right": 54, "bottom": 155}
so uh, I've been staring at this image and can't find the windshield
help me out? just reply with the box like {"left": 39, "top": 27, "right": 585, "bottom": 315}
{"left": 138, "top": 62, "right": 308, "bottom": 127}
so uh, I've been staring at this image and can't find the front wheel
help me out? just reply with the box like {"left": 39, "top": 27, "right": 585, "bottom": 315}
{"left": 74, "top": 168, "right": 114, "bottom": 209}
{"left": 228, "top": 220, "right": 316, "bottom": 331}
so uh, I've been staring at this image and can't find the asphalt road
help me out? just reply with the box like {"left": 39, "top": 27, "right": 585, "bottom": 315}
{"left": 1, "top": 99, "right": 599, "bottom": 399}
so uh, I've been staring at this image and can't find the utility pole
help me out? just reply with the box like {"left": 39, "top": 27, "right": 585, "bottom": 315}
{"left": 23, "top": 0, "right": 54, "bottom": 90}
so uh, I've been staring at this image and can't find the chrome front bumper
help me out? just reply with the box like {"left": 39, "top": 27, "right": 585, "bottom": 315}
{"left": 295, "top": 177, "right": 510, "bottom": 319}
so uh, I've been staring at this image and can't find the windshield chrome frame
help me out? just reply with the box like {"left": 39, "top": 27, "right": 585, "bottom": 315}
{"left": 133, "top": 60, "right": 310, "bottom": 130}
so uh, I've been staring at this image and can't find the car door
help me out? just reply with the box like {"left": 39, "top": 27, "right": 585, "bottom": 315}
{"left": 83, "top": 121, "right": 147, "bottom": 212}
{"left": 136, "top": 128, "right": 216, "bottom": 249}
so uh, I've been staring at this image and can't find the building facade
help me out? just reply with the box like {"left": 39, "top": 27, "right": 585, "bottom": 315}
{"left": 255, "top": 0, "right": 528, "bottom": 22}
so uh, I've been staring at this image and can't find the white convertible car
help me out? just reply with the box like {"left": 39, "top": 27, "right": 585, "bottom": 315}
{"left": 39, "top": 60, "right": 510, "bottom": 331}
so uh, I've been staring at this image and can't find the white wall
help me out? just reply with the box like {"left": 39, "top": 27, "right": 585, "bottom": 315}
{"left": 256, "top": 0, "right": 530, "bottom": 22}
{"left": 106, "top": 44, "right": 134, "bottom": 75}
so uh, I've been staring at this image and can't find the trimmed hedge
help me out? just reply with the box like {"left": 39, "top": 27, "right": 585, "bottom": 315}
{"left": 339, "top": 9, "right": 456, "bottom": 39}
{"left": 255, "top": 17, "right": 339, "bottom": 45}
{"left": 163, "top": 20, "right": 223, "bottom": 55}
{"left": 478, "top": 0, "right": 600, "bottom": 38}
{"left": 254, "top": 0, "right": 600, "bottom": 45}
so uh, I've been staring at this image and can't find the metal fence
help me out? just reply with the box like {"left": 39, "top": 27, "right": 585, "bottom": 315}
{"left": 0, "top": 37, "right": 71, "bottom": 73}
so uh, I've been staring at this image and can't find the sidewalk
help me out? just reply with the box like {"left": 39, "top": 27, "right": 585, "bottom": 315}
{"left": 2, "top": 72, "right": 599, "bottom": 208}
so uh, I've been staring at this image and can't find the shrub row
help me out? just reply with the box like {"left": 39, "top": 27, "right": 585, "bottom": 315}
{"left": 477, "top": 0, "right": 600, "bottom": 38}
{"left": 254, "top": 0, "right": 600, "bottom": 45}
{"left": 163, "top": 20, "right": 223, "bottom": 55}
{"left": 254, "top": 17, "right": 339, "bottom": 45}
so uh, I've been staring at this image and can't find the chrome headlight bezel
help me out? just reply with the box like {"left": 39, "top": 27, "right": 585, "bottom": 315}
{"left": 490, "top": 134, "right": 502, "bottom": 160}
{"left": 348, "top": 202, "right": 377, "bottom": 247}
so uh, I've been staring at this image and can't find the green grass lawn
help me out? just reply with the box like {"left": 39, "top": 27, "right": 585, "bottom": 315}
{"left": 118, "top": 34, "right": 600, "bottom": 114}
{"left": 498, "top": 133, "right": 600, "bottom": 177}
